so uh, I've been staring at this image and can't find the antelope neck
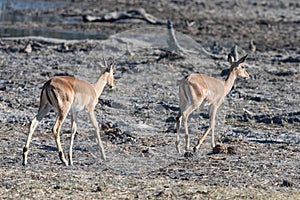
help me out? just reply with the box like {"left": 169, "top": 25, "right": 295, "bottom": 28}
{"left": 93, "top": 70, "right": 108, "bottom": 97}
{"left": 224, "top": 70, "right": 237, "bottom": 95}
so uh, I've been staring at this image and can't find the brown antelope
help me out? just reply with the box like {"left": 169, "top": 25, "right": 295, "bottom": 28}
{"left": 175, "top": 54, "right": 249, "bottom": 157}
{"left": 22, "top": 58, "right": 116, "bottom": 166}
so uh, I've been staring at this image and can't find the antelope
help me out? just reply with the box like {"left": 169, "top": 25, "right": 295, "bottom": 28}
{"left": 22, "top": 58, "right": 116, "bottom": 166}
{"left": 175, "top": 54, "right": 249, "bottom": 157}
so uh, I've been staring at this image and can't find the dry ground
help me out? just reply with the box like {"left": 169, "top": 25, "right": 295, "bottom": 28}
{"left": 0, "top": 0, "right": 299, "bottom": 199}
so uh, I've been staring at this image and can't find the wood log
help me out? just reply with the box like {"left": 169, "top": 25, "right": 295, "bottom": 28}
{"left": 166, "top": 21, "right": 186, "bottom": 56}
{"left": 83, "top": 8, "right": 167, "bottom": 25}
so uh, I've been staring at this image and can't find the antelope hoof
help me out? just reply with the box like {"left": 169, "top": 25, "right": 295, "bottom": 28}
{"left": 193, "top": 146, "right": 198, "bottom": 153}
{"left": 22, "top": 156, "right": 27, "bottom": 166}
{"left": 22, "top": 160, "right": 27, "bottom": 166}
{"left": 211, "top": 143, "right": 216, "bottom": 148}
{"left": 22, "top": 147, "right": 28, "bottom": 166}
{"left": 59, "top": 152, "right": 68, "bottom": 166}
{"left": 68, "top": 155, "right": 73, "bottom": 166}
{"left": 184, "top": 151, "right": 194, "bottom": 158}
{"left": 62, "top": 161, "right": 69, "bottom": 166}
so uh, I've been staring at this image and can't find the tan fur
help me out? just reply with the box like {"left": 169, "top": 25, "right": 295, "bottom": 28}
{"left": 175, "top": 54, "right": 249, "bottom": 155}
{"left": 23, "top": 58, "right": 116, "bottom": 166}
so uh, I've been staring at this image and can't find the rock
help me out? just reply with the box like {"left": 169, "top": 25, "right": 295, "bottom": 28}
{"left": 110, "top": 101, "right": 127, "bottom": 110}
{"left": 274, "top": 70, "right": 296, "bottom": 76}
{"left": 102, "top": 122, "right": 137, "bottom": 144}
{"left": 141, "top": 147, "right": 155, "bottom": 157}
{"left": 0, "top": 85, "right": 7, "bottom": 91}
{"left": 281, "top": 180, "right": 294, "bottom": 187}
{"left": 212, "top": 143, "right": 228, "bottom": 154}
{"left": 184, "top": 151, "right": 194, "bottom": 158}
{"left": 249, "top": 96, "right": 263, "bottom": 102}
{"left": 165, "top": 116, "right": 176, "bottom": 123}
{"left": 272, "top": 116, "right": 283, "bottom": 125}
{"left": 24, "top": 43, "right": 32, "bottom": 53}
{"left": 227, "top": 146, "right": 237, "bottom": 154}
{"left": 281, "top": 56, "right": 300, "bottom": 63}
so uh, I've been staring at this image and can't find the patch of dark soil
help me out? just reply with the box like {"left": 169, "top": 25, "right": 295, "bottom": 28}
{"left": 101, "top": 122, "right": 137, "bottom": 145}
{"left": 281, "top": 180, "right": 295, "bottom": 187}
{"left": 211, "top": 143, "right": 237, "bottom": 155}
{"left": 226, "top": 111, "right": 300, "bottom": 125}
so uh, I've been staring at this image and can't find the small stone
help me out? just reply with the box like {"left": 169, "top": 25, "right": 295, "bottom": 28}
{"left": 212, "top": 143, "right": 228, "bottom": 154}
{"left": 281, "top": 180, "right": 294, "bottom": 187}
{"left": 24, "top": 43, "right": 32, "bottom": 53}
{"left": 184, "top": 151, "right": 193, "bottom": 158}
{"left": 227, "top": 146, "right": 237, "bottom": 154}
{"left": 96, "top": 186, "right": 102, "bottom": 192}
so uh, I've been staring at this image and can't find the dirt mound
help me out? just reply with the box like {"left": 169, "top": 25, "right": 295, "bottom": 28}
{"left": 101, "top": 122, "right": 137, "bottom": 144}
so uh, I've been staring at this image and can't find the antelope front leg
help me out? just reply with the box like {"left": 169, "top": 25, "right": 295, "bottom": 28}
{"left": 68, "top": 112, "right": 78, "bottom": 166}
{"left": 194, "top": 105, "right": 217, "bottom": 152}
{"left": 175, "top": 115, "right": 182, "bottom": 154}
{"left": 209, "top": 106, "right": 217, "bottom": 148}
{"left": 183, "top": 114, "right": 193, "bottom": 157}
{"left": 89, "top": 111, "right": 106, "bottom": 161}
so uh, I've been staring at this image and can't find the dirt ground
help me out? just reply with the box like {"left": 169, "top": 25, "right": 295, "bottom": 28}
{"left": 0, "top": 0, "right": 299, "bottom": 199}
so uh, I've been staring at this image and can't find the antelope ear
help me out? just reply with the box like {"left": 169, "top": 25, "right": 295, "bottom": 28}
{"left": 101, "top": 57, "right": 111, "bottom": 73}
{"left": 237, "top": 54, "right": 248, "bottom": 64}
{"left": 103, "top": 57, "right": 107, "bottom": 66}
{"left": 107, "top": 57, "right": 115, "bottom": 71}
{"left": 228, "top": 53, "right": 235, "bottom": 63}
{"left": 108, "top": 57, "right": 114, "bottom": 66}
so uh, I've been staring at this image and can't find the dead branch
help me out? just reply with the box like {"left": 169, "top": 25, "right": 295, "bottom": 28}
{"left": 200, "top": 47, "right": 224, "bottom": 60}
{"left": 83, "top": 8, "right": 167, "bottom": 25}
{"left": 162, "top": 21, "right": 224, "bottom": 60}
{"left": 156, "top": 21, "right": 187, "bottom": 61}
{"left": 166, "top": 21, "right": 186, "bottom": 55}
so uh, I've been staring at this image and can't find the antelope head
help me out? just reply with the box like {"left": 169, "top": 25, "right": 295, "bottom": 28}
{"left": 228, "top": 54, "right": 249, "bottom": 78}
{"left": 103, "top": 57, "right": 116, "bottom": 89}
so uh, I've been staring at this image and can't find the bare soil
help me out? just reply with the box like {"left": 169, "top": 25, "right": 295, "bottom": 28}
{"left": 0, "top": 0, "right": 299, "bottom": 199}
